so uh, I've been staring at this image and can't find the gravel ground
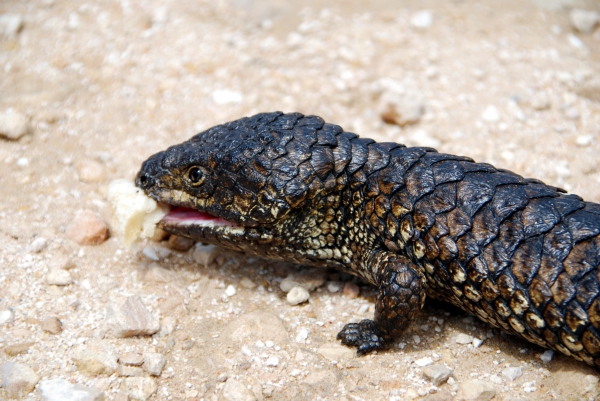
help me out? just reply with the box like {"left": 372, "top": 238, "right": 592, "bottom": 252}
{"left": 1, "top": 0, "right": 600, "bottom": 400}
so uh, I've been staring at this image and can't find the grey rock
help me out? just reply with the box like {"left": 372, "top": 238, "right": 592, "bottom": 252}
{"left": 192, "top": 243, "right": 220, "bottom": 267}
{"left": 118, "top": 365, "right": 144, "bottom": 377}
{"left": 39, "top": 379, "right": 104, "bottom": 401}
{"left": 223, "top": 378, "right": 256, "bottom": 401}
{"left": 540, "top": 350, "right": 554, "bottom": 362}
{"left": 143, "top": 352, "right": 166, "bottom": 376}
{"left": 1, "top": 362, "right": 40, "bottom": 399}
{"left": 570, "top": 9, "right": 599, "bottom": 33}
{"left": 106, "top": 295, "right": 160, "bottom": 338}
{"left": 502, "top": 366, "right": 522, "bottom": 382}
{"left": 70, "top": 339, "right": 118, "bottom": 375}
{"left": 0, "top": 110, "right": 30, "bottom": 140}
{"left": 120, "top": 377, "right": 157, "bottom": 401}
{"left": 422, "top": 364, "right": 453, "bottom": 386}
{"left": 286, "top": 286, "right": 310, "bottom": 305}
{"left": 457, "top": 379, "right": 496, "bottom": 401}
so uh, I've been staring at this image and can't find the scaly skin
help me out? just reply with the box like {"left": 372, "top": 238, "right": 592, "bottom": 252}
{"left": 136, "top": 111, "right": 600, "bottom": 366}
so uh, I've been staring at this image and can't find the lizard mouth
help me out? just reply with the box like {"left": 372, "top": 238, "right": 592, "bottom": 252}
{"left": 160, "top": 207, "right": 239, "bottom": 228}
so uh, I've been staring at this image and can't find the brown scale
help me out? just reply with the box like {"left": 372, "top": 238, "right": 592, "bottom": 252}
{"left": 137, "top": 111, "right": 600, "bottom": 366}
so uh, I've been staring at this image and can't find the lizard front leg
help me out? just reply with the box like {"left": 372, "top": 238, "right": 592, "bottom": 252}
{"left": 337, "top": 251, "right": 426, "bottom": 355}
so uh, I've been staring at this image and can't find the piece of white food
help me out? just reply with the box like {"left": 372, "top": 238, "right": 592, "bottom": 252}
{"left": 107, "top": 179, "right": 169, "bottom": 248}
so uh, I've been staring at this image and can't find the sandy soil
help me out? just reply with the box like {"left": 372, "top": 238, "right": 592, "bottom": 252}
{"left": 1, "top": 0, "right": 600, "bottom": 400}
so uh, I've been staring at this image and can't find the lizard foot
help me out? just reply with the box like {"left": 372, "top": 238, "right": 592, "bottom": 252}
{"left": 336, "top": 319, "right": 389, "bottom": 355}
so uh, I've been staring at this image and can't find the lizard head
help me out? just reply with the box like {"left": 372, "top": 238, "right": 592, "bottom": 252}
{"left": 135, "top": 112, "right": 346, "bottom": 260}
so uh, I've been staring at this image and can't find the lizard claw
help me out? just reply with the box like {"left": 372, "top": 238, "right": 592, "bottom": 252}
{"left": 336, "top": 319, "right": 389, "bottom": 355}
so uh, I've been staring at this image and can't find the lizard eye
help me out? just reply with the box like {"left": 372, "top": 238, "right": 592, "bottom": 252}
{"left": 188, "top": 166, "right": 205, "bottom": 185}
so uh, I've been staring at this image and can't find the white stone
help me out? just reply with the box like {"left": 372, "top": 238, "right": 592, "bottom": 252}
{"left": 156, "top": 316, "right": 177, "bottom": 337}
{"left": 47, "top": 269, "right": 73, "bottom": 285}
{"left": 266, "top": 356, "right": 279, "bottom": 366}
{"left": 482, "top": 105, "right": 500, "bottom": 122}
{"left": 143, "top": 352, "right": 166, "bottom": 376}
{"left": 0, "top": 110, "right": 30, "bottom": 140}
{"left": 30, "top": 237, "right": 47, "bottom": 253}
{"left": 106, "top": 295, "right": 160, "bottom": 337}
{"left": 225, "top": 285, "right": 236, "bottom": 297}
{"left": 568, "top": 34, "right": 586, "bottom": 49}
{"left": 502, "top": 366, "right": 522, "bottom": 381}
{"left": 39, "top": 379, "right": 104, "bottom": 401}
{"left": 212, "top": 89, "right": 243, "bottom": 105}
{"left": 0, "top": 309, "right": 14, "bottom": 324}
{"left": 472, "top": 338, "right": 483, "bottom": 348}
{"left": 1, "top": 362, "right": 40, "bottom": 399}
{"left": 410, "top": 10, "right": 433, "bottom": 30}
{"left": 327, "top": 281, "right": 343, "bottom": 293}
{"left": 415, "top": 357, "right": 433, "bottom": 367}
{"left": 540, "top": 350, "right": 554, "bottom": 362}
{"left": 455, "top": 333, "right": 474, "bottom": 344}
{"left": 0, "top": 14, "right": 23, "bottom": 38}
{"left": 192, "top": 243, "right": 219, "bottom": 267}
{"left": 379, "top": 91, "right": 425, "bottom": 127}
{"left": 287, "top": 286, "right": 310, "bottom": 305}
{"left": 296, "top": 328, "right": 310, "bottom": 342}
{"left": 576, "top": 135, "right": 593, "bottom": 146}
{"left": 570, "top": 9, "right": 599, "bottom": 33}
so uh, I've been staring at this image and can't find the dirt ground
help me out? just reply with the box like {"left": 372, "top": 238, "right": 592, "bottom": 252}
{"left": 1, "top": 0, "right": 600, "bottom": 400}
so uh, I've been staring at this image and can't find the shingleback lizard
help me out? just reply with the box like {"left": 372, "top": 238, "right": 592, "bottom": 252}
{"left": 136, "top": 111, "right": 600, "bottom": 367}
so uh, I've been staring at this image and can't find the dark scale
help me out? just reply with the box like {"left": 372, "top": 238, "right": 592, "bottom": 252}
{"left": 137, "top": 111, "right": 600, "bottom": 367}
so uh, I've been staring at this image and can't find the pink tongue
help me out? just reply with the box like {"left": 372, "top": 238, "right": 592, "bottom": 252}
{"left": 162, "top": 207, "right": 233, "bottom": 225}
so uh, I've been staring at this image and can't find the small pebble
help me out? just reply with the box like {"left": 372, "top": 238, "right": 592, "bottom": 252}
{"left": 76, "top": 160, "right": 105, "bottom": 183}
{"left": 70, "top": 340, "right": 119, "bottom": 375}
{"left": 46, "top": 269, "right": 73, "bottom": 286}
{"left": 41, "top": 317, "right": 63, "bottom": 334}
{"left": 569, "top": 8, "right": 599, "bottom": 34}
{"left": 0, "top": 109, "right": 30, "bottom": 140}
{"left": 30, "top": 237, "right": 47, "bottom": 253}
{"left": 1, "top": 362, "right": 40, "bottom": 399}
{"left": 212, "top": 89, "right": 243, "bottom": 105}
{"left": 192, "top": 243, "right": 219, "bottom": 267}
{"left": 342, "top": 282, "right": 359, "bottom": 299}
{"left": 0, "top": 310, "right": 15, "bottom": 325}
{"left": 167, "top": 235, "right": 195, "bottom": 251}
{"left": 415, "top": 357, "right": 433, "bottom": 367}
{"left": 225, "top": 285, "right": 237, "bottom": 297}
{"left": 540, "top": 350, "right": 554, "bottom": 362}
{"left": 182, "top": 340, "right": 195, "bottom": 350}
{"left": 317, "top": 343, "right": 355, "bottom": 361}
{"left": 502, "top": 366, "right": 522, "bottom": 382}
{"left": 118, "top": 365, "right": 144, "bottom": 377}
{"left": 482, "top": 105, "right": 500, "bottom": 122}
{"left": 0, "top": 14, "right": 24, "bottom": 38}
{"left": 119, "top": 352, "right": 144, "bottom": 366}
{"left": 380, "top": 91, "right": 424, "bottom": 127}
{"left": 266, "top": 356, "right": 279, "bottom": 366}
{"left": 455, "top": 333, "right": 474, "bottom": 344}
{"left": 280, "top": 272, "right": 325, "bottom": 293}
{"left": 287, "top": 286, "right": 310, "bottom": 305}
{"left": 240, "top": 277, "right": 256, "bottom": 289}
{"left": 472, "top": 338, "right": 483, "bottom": 348}
{"left": 39, "top": 379, "right": 104, "bottom": 401}
{"left": 66, "top": 210, "right": 109, "bottom": 246}
{"left": 422, "top": 364, "right": 453, "bottom": 386}
{"left": 105, "top": 295, "right": 160, "bottom": 338}
{"left": 457, "top": 379, "right": 496, "bottom": 401}
{"left": 296, "top": 328, "right": 310, "bottom": 342}
{"left": 143, "top": 352, "right": 166, "bottom": 376}
{"left": 531, "top": 92, "right": 551, "bottom": 110}
{"left": 3, "top": 342, "right": 34, "bottom": 356}
{"left": 568, "top": 33, "right": 586, "bottom": 50}
{"left": 222, "top": 378, "right": 255, "bottom": 401}
{"left": 576, "top": 135, "right": 593, "bottom": 146}
{"left": 327, "top": 281, "right": 343, "bottom": 293}
{"left": 120, "top": 377, "right": 157, "bottom": 401}
{"left": 410, "top": 10, "right": 433, "bottom": 30}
